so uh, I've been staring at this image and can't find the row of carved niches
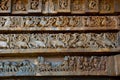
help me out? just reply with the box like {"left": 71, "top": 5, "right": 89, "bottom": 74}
{"left": 0, "top": 0, "right": 118, "bottom": 14}
{"left": 0, "top": 16, "right": 119, "bottom": 30}
{"left": 0, "top": 32, "right": 119, "bottom": 53}
{"left": 0, "top": 55, "right": 117, "bottom": 76}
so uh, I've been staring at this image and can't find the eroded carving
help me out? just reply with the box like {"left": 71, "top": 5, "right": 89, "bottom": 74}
{"left": 0, "top": 56, "right": 109, "bottom": 76}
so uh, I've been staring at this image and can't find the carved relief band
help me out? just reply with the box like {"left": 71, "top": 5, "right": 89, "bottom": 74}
{"left": 0, "top": 0, "right": 118, "bottom": 14}
{"left": 0, "top": 56, "right": 116, "bottom": 76}
{"left": 0, "top": 16, "right": 118, "bottom": 30}
{"left": 0, "top": 32, "right": 119, "bottom": 53}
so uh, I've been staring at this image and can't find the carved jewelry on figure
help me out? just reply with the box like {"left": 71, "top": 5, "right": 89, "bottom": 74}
{"left": 0, "top": 0, "right": 11, "bottom": 13}
{"left": 28, "top": 0, "right": 42, "bottom": 13}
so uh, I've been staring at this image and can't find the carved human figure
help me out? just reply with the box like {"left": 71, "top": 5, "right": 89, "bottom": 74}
{"left": 0, "top": 0, "right": 9, "bottom": 10}
{"left": 15, "top": 0, "right": 26, "bottom": 11}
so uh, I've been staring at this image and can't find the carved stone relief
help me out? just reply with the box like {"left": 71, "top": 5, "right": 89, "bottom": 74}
{"left": 100, "top": 0, "right": 114, "bottom": 13}
{"left": 0, "top": 0, "right": 11, "bottom": 13}
{"left": 0, "top": 33, "right": 118, "bottom": 49}
{"left": 86, "top": 0, "right": 99, "bottom": 12}
{"left": 42, "top": 0, "right": 57, "bottom": 14}
{"left": 28, "top": 0, "right": 42, "bottom": 13}
{"left": 12, "top": 0, "right": 28, "bottom": 14}
{"left": 0, "top": 56, "right": 112, "bottom": 76}
{"left": 58, "top": 0, "right": 70, "bottom": 12}
{"left": 0, "top": 16, "right": 118, "bottom": 30}
{"left": 71, "top": 0, "right": 85, "bottom": 14}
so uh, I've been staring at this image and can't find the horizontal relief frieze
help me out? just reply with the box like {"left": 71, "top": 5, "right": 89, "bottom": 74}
{"left": 0, "top": 16, "right": 118, "bottom": 30}
{"left": 0, "top": 33, "right": 118, "bottom": 49}
{"left": 0, "top": 0, "right": 116, "bottom": 14}
{"left": 0, "top": 56, "right": 110, "bottom": 76}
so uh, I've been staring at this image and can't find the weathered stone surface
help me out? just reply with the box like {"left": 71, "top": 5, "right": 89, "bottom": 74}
{"left": 0, "top": 56, "right": 116, "bottom": 76}
{"left": 114, "top": 55, "right": 120, "bottom": 76}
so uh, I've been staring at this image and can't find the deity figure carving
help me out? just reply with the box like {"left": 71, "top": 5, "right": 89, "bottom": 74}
{"left": 28, "top": 0, "right": 42, "bottom": 13}
{"left": 87, "top": 0, "right": 99, "bottom": 12}
{"left": 12, "top": 0, "right": 28, "bottom": 14}
{"left": 0, "top": 0, "right": 11, "bottom": 13}
{"left": 58, "top": 0, "right": 70, "bottom": 12}
{"left": 71, "top": 0, "right": 85, "bottom": 14}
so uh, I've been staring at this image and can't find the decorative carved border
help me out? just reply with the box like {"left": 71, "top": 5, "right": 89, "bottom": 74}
{"left": 0, "top": 16, "right": 118, "bottom": 30}
{"left": 0, "top": 56, "right": 116, "bottom": 76}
